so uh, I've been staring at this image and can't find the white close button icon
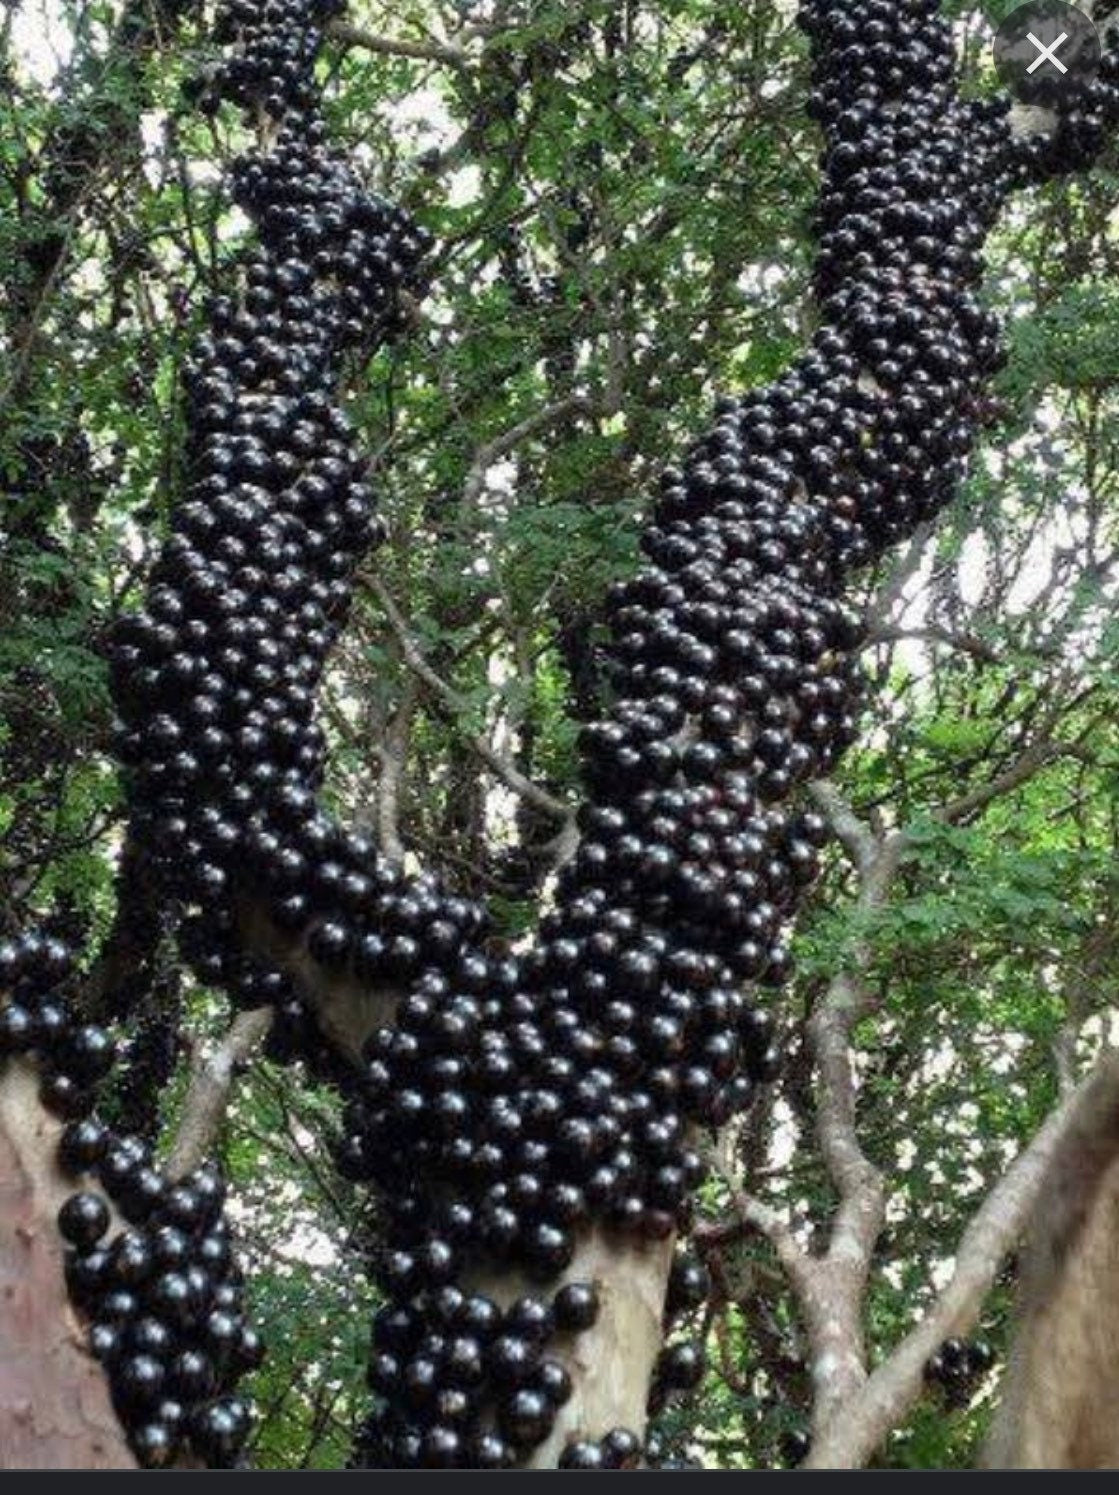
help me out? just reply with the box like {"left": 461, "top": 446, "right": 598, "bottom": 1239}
{"left": 993, "top": 2, "right": 1101, "bottom": 103}
{"left": 1026, "top": 29, "right": 1069, "bottom": 72}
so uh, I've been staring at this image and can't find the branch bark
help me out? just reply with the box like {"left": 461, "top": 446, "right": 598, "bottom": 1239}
{"left": 760, "top": 785, "right": 906, "bottom": 1433}
{"left": 163, "top": 1007, "right": 274, "bottom": 1180}
{"left": 461, "top": 396, "right": 594, "bottom": 509}
{"left": 327, "top": 19, "right": 469, "bottom": 69}
{"left": 365, "top": 572, "right": 574, "bottom": 824}
{"left": 865, "top": 623, "right": 1004, "bottom": 666}
{"left": 808, "top": 780, "right": 878, "bottom": 874}
{"left": 698, "top": 1191, "right": 817, "bottom": 1306}
{"left": 759, "top": 759, "right": 1116, "bottom": 1462}
{"left": 375, "top": 680, "right": 418, "bottom": 864}
{"left": 0, "top": 1062, "right": 135, "bottom": 1469}
{"left": 805, "top": 1052, "right": 1119, "bottom": 1468}
{"left": 472, "top": 1231, "right": 675, "bottom": 1468}
{"left": 238, "top": 903, "right": 400, "bottom": 1065}
{"left": 934, "top": 737, "right": 1068, "bottom": 826}
{"left": 981, "top": 1047, "right": 1119, "bottom": 1467}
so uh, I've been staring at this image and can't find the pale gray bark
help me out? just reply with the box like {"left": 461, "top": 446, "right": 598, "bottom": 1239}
{"left": 164, "top": 1007, "right": 274, "bottom": 1180}
{"left": 807, "top": 1056, "right": 1119, "bottom": 1468}
{"left": 981, "top": 1052, "right": 1119, "bottom": 1469}
{"left": 728, "top": 733, "right": 1082, "bottom": 1459}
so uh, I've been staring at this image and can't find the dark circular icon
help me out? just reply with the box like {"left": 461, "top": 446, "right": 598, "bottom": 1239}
{"left": 993, "top": 0, "right": 1100, "bottom": 106}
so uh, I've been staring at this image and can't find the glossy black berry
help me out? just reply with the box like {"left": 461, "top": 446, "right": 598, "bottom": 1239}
{"left": 559, "top": 1440, "right": 604, "bottom": 1469}
{"left": 58, "top": 1192, "right": 110, "bottom": 1251}
{"left": 59, "top": 1118, "right": 110, "bottom": 1175}
{"left": 553, "top": 1281, "right": 600, "bottom": 1333}
{"left": 601, "top": 1427, "right": 642, "bottom": 1469}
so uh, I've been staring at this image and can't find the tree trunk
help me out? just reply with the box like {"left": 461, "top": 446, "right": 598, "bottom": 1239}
{"left": 0, "top": 1063, "right": 134, "bottom": 1469}
{"left": 983, "top": 1052, "right": 1119, "bottom": 1468}
{"left": 475, "top": 1232, "right": 675, "bottom": 1466}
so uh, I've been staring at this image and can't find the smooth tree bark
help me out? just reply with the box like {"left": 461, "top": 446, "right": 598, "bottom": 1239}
{"left": 809, "top": 1053, "right": 1119, "bottom": 1468}
{"left": 982, "top": 1052, "right": 1119, "bottom": 1468}
{"left": 0, "top": 1065, "right": 134, "bottom": 1469}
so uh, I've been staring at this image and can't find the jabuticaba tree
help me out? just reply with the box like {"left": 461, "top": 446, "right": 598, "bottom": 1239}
{"left": 2, "top": 0, "right": 1118, "bottom": 1472}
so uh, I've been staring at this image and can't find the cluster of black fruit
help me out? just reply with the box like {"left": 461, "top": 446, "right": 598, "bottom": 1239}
{"left": 102, "top": 0, "right": 1119, "bottom": 1469}
{"left": 0, "top": 932, "right": 112, "bottom": 1117}
{"left": 353, "top": 1247, "right": 710, "bottom": 1467}
{"left": 0, "top": 932, "right": 262, "bottom": 1468}
{"left": 924, "top": 1336, "right": 996, "bottom": 1411}
{"left": 362, "top": 1279, "right": 590, "bottom": 1469}
{"left": 59, "top": 1154, "right": 262, "bottom": 1469}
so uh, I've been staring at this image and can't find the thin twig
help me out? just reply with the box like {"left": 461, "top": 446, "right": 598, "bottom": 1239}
{"left": 461, "top": 395, "right": 594, "bottom": 508}
{"left": 327, "top": 19, "right": 468, "bottom": 68}
{"left": 364, "top": 571, "right": 573, "bottom": 824}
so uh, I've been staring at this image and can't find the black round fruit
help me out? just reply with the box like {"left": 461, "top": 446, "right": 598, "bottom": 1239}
{"left": 58, "top": 1192, "right": 110, "bottom": 1251}
{"left": 553, "top": 1281, "right": 600, "bottom": 1333}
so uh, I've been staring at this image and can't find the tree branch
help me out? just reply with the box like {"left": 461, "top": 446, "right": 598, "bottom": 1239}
{"left": 804, "top": 1053, "right": 1119, "bottom": 1468}
{"left": 862, "top": 521, "right": 934, "bottom": 630}
{"left": 163, "top": 1007, "right": 273, "bottom": 1179}
{"left": 461, "top": 395, "right": 593, "bottom": 508}
{"left": 326, "top": 19, "right": 468, "bottom": 69}
{"left": 808, "top": 780, "right": 878, "bottom": 875}
{"left": 934, "top": 738, "right": 1067, "bottom": 826}
{"left": 797, "top": 797, "right": 911, "bottom": 1431}
{"left": 375, "top": 679, "right": 418, "bottom": 864}
{"left": 806, "top": 806, "right": 907, "bottom": 1207}
{"left": 808, "top": 972, "right": 886, "bottom": 1226}
{"left": 798, "top": 711, "right": 1091, "bottom": 1442}
{"left": 364, "top": 572, "right": 574, "bottom": 824}
{"left": 864, "top": 623, "right": 1004, "bottom": 666}
{"left": 697, "top": 1191, "right": 817, "bottom": 1305}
